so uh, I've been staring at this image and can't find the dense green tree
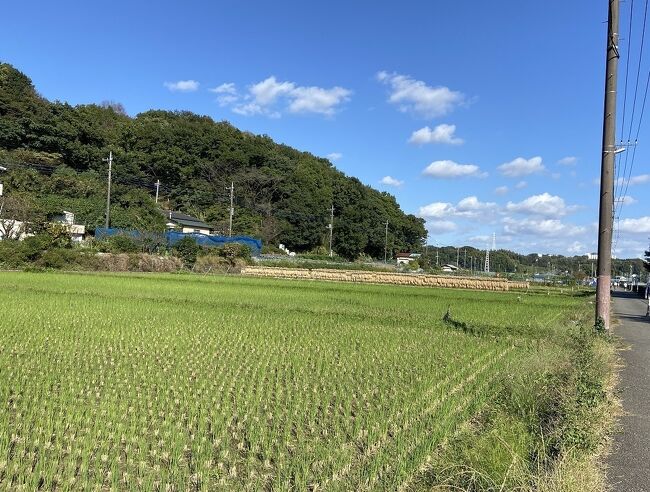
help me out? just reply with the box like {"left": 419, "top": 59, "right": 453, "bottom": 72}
{"left": 0, "top": 62, "right": 427, "bottom": 258}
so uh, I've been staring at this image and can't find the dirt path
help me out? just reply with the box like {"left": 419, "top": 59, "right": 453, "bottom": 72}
{"left": 606, "top": 290, "right": 650, "bottom": 492}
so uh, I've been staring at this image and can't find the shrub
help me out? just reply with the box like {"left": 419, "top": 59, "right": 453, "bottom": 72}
{"left": 194, "top": 255, "right": 230, "bottom": 273}
{"left": 99, "top": 234, "right": 140, "bottom": 253}
{"left": 173, "top": 237, "right": 200, "bottom": 267}
{"left": 37, "top": 248, "right": 82, "bottom": 269}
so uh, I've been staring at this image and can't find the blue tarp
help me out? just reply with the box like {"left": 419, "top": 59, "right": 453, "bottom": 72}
{"left": 95, "top": 228, "right": 262, "bottom": 256}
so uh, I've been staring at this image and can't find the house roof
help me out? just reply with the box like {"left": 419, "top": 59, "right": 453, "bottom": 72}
{"left": 165, "top": 211, "right": 212, "bottom": 230}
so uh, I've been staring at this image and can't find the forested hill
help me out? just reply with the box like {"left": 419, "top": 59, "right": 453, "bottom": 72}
{"left": 0, "top": 63, "right": 426, "bottom": 259}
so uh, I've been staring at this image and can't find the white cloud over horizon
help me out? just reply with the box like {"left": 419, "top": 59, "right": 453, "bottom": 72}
{"left": 422, "top": 160, "right": 487, "bottom": 179}
{"left": 326, "top": 152, "right": 342, "bottom": 161}
{"left": 164, "top": 80, "right": 200, "bottom": 92}
{"left": 505, "top": 193, "right": 578, "bottom": 218}
{"left": 377, "top": 71, "right": 465, "bottom": 118}
{"left": 408, "top": 124, "right": 463, "bottom": 145}
{"left": 502, "top": 217, "right": 587, "bottom": 238}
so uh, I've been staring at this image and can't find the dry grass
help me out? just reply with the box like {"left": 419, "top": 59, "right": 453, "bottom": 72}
{"left": 242, "top": 266, "right": 529, "bottom": 291}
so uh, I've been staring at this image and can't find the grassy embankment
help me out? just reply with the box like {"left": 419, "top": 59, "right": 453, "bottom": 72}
{"left": 0, "top": 271, "right": 613, "bottom": 490}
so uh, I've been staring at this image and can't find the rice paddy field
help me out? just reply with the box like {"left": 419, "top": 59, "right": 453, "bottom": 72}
{"left": 0, "top": 271, "right": 591, "bottom": 490}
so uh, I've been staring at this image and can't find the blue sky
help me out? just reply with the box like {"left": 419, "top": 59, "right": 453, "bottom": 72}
{"left": 2, "top": 0, "right": 649, "bottom": 257}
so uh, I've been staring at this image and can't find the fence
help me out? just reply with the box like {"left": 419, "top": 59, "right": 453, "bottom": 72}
{"left": 94, "top": 228, "right": 262, "bottom": 256}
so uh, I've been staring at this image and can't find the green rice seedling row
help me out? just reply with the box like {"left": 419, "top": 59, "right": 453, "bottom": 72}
{"left": 0, "top": 271, "right": 587, "bottom": 490}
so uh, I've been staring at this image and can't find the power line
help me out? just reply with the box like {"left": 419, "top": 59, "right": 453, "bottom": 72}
{"left": 615, "top": 0, "right": 649, "bottom": 209}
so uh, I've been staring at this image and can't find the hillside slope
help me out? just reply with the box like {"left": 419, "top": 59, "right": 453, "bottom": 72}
{"left": 0, "top": 63, "right": 426, "bottom": 259}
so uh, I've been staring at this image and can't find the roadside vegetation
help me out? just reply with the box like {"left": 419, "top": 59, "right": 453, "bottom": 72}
{"left": 0, "top": 271, "right": 613, "bottom": 490}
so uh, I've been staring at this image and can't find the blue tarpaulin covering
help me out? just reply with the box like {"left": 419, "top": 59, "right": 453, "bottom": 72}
{"left": 95, "top": 228, "right": 262, "bottom": 256}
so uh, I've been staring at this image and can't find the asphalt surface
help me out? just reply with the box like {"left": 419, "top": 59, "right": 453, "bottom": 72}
{"left": 606, "top": 290, "right": 650, "bottom": 492}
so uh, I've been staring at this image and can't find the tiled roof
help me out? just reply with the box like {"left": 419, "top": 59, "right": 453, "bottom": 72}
{"left": 165, "top": 211, "right": 211, "bottom": 229}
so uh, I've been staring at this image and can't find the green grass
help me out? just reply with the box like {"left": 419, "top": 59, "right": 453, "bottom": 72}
{"left": 0, "top": 271, "right": 600, "bottom": 490}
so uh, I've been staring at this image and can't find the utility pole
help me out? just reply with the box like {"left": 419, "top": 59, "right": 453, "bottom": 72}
{"left": 596, "top": 0, "right": 619, "bottom": 330}
{"left": 103, "top": 151, "right": 113, "bottom": 229}
{"left": 456, "top": 248, "right": 460, "bottom": 267}
{"left": 328, "top": 204, "right": 334, "bottom": 257}
{"left": 227, "top": 182, "right": 234, "bottom": 237}
{"left": 155, "top": 179, "right": 161, "bottom": 203}
{"left": 384, "top": 220, "right": 389, "bottom": 263}
{"left": 464, "top": 248, "right": 467, "bottom": 269}
{"left": 436, "top": 246, "right": 439, "bottom": 267}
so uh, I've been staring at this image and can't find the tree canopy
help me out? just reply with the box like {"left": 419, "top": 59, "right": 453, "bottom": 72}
{"left": 0, "top": 63, "right": 426, "bottom": 259}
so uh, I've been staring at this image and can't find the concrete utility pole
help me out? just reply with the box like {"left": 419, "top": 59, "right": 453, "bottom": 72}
{"left": 155, "top": 179, "right": 160, "bottom": 203}
{"left": 384, "top": 220, "right": 389, "bottom": 263}
{"left": 103, "top": 151, "right": 113, "bottom": 229}
{"left": 456, "top": 248, "right": 460, "bottom": 267}
{"left": 596, "top": 0, "right": 620, "bottom": 330}
{"left": 464, "top": 248, "right": 467, "bottom": 269}
{"left": 227, "top": 182, "right": 234, "bottom": 237}
{"left": 436, "top": 246, "right": 439, "bottom": 267}
{"left": 328, "top": 204, "right": 334, "bottom": 257}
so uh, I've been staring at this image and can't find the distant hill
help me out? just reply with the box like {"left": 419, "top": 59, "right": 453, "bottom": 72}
{"left": 0, "top": 62, "right": 426, "bottom": 259}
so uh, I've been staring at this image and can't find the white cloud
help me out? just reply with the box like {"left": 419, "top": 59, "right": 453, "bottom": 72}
{"left": 380, "top": 176, "right": 404, "bottom": 187}
{"left": 494, "top": 186, "right": 509, "bottom": 195}
{"left": 506, "top": 193, "right": 577, "bottom": 218}
{"left": 426, "top": 220, "right": 458, "bottom": 233}
{"left": 567, "top": 241, "right": 586, "bottom": 254}
{"left": 502, "top": 217, "right": 586, "bottom": 238}
{"left": 288, "top": 86, "right": 352, "bottom": 115}
{"left": 209, "top": 83, "right": 237, "bottom": 95}
{"left": 551, "top": 173, "right": 561, "bottom": 180}
{"left": 249, "top": 76, "right": 295, "bottom": 105}
{"left": 498, "top": 156, "right": 545, "bottom": 177}
{"left": 618, "top": 216, "right": 650, "bottom": 234}
{"left": 215, "top": 94, "right": 238, "bottom": 106}
{"left": 619, "top": 195, "right": 637, "bottom": 205}
{"left": 422, "top": 160, "right": 487, "bottom": 179}
{"left": 216, "top": 76, "right": 351, "bottom": 117}
{"left": 455, "top": 196, "right": 498, "bottom": 219}
{"left": 558, "top": 156, "right": 578, "bottom": 166}
{"left": 515, "top": 181, "right": 528, "bottom": 189}
{"left": 615, "top": 174, "right": 650, "bottom": 187}
{"left": 377, "top": 71, "right": 465, "bottom": 118}
{"left": 164, "top": 80, "right": 199, "bottom": 92}
{"left": 418, "top": 196, "right": 497, "bottom": 221}
{"left": 232, "top": 102, "right": 265, "bottom": 116}
{"left": 408, "top": 124, "right": 463, "bottom": 145}
{"left": 419, "top": 202, "right": 455, "bottom": 219}
{"left": 326, "top": 152, "right": 342, "bottom": 161}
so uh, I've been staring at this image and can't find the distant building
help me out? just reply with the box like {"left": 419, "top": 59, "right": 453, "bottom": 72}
{"left": 396, "top": 252, "right": 421, "bottom": 265}
{"left": 0, "top": 219, "right": 29, "bottom": 240}
{"left": 52, "top": 211, "right": 85, "bottom": 242}
{"left": 165, "top": 211, "right": 212, "bottom": 235}
{"left": 585, "top": 252, "right": 617, "bottom": 260}
{"left": 441, "top": 264, "right": 459, "bottom": 273}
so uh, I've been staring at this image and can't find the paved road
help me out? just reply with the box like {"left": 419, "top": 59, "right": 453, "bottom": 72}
{"left": 607, "top": 290, "right": 650, "bottom": 492}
